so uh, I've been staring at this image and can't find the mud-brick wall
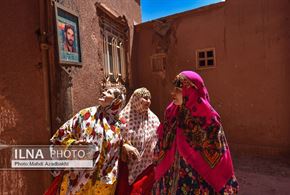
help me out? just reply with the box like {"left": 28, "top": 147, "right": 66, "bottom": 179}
{"left": 0, "top": 0, "right": 141, "bottom": 194}
{"left": 132, "top": 0, "right": 290, "bottom": 158}
{"left": 52, "top": 0, "right": 141, "bottom": 118}
{"left": 0, "top": 0, "right": 51, "bottom": 194}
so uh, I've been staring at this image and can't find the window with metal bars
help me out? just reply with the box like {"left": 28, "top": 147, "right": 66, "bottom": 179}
{"left": 196, "top": 48, "right": 216, "bottom": 69}
{"left": 101, "top": 18, "right": 126, "bottom": 83}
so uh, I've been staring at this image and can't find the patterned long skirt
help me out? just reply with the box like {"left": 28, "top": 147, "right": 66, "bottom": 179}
{"left": 153, "top": 152, "right": 239, "bottom": 195}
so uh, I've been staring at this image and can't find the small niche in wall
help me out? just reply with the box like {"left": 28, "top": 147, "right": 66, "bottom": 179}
{"left": 151, "top": 53, "right": 166, "bottom": 72}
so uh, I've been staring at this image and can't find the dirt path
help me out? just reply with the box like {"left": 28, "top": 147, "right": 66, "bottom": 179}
{"left": 233, "top": 155, "right": 290, "bottom": 195}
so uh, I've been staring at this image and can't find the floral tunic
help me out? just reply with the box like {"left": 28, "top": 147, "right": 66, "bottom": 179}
{"left": 51, "top": 104, "right": 125, "bottom": 195}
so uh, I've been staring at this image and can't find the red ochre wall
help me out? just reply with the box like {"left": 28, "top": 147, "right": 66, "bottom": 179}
{"left": 132, "top": 0, "right": 290, "bottom": 158}
{"left": 0, "top": 0, "right": 51, "bottom": 194}
{"left": 0, "top": 0, "right": 141, "bottom": 194}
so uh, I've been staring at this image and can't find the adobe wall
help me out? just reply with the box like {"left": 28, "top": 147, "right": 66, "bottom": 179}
{"left": 132, "top": 0, "right": 290, "bottom": 157}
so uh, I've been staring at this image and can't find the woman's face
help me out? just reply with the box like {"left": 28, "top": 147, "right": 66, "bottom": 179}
{"left": 140, "top": 96, "right": 151, "bottom": 110}
{"left": 171, "top": 87, "right": 183, "bottom": 106}
{"left": 98, "top": 89, "right": 115, "bottom": 107}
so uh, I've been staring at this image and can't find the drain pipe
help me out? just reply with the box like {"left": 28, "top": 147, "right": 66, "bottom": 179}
{"left": 39, "top": 0, "right": 52, "bottom": 134}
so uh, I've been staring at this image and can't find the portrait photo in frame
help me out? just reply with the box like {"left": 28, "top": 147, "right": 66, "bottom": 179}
{"left": 55, "top": 3, "right": 82, "bottom": 65}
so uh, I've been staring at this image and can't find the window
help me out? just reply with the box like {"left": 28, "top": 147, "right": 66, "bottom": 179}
{"left": 96, "top": 2, "right": 128, "bottom": 83}
{"left": 151, "top": 53, "right": 166, "bottom": 72}
{"left": 102, "top": 21, "right": 126, "bottom": 82}
{"left": 196, "top": 48, "right": 216, "bottom": 69}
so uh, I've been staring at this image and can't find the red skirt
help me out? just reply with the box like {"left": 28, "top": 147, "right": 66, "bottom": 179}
{"left": 44, "top": 172, "right": 63, "bottom": 195}
{"left": 115, "top": 161, "right": 155, "bottom": 195}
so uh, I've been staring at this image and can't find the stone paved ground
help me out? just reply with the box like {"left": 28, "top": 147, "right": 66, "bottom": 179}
{"left": 232, "top": 155, "right": 290, "bottom": 195}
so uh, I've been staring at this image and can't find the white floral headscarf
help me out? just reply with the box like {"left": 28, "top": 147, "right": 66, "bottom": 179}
{"left": 120, "top": 88, "right": 160, "bottom": 184}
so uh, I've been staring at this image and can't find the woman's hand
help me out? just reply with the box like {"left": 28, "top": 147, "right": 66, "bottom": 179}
{"left": 122, "top": 143, "right": 141, "bottom": 162}
{"left": 74, "top": 140, "right": 89, "bottom": 145}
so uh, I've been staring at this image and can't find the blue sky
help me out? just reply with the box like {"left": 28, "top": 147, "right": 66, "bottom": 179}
{"left": 141, "top": 0, "right": 224, "bottom": 22}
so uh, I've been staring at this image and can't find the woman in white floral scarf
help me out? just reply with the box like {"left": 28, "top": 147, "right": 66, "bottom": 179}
{"left": 116, "top": 87, "right": 160, "bottom": 195}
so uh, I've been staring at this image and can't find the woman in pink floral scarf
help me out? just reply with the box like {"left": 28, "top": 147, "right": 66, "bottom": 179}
{"left": 153, "top": 71, "right": 239, "bottom": 194}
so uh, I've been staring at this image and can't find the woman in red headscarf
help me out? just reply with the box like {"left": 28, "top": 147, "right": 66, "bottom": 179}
{"left": 153, "top": 71, "right": 239, "bottom": 194}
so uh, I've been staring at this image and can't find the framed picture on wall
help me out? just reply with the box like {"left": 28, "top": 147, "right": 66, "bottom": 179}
{"left": 55, "top": 2, "right": 82, "bottom": 65}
